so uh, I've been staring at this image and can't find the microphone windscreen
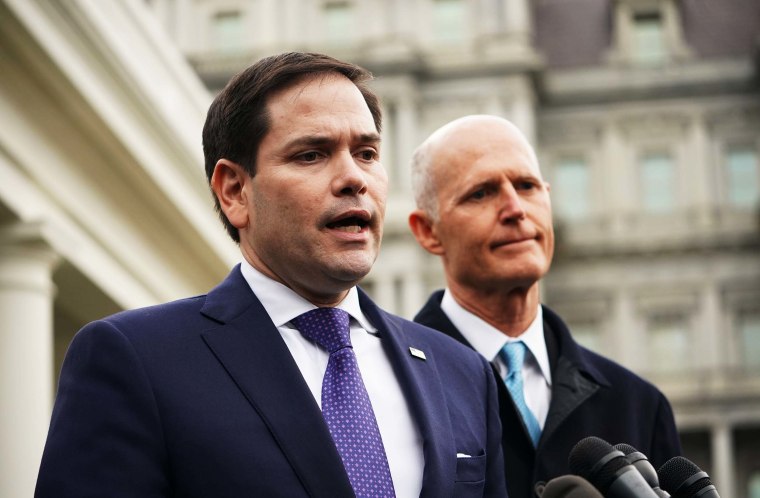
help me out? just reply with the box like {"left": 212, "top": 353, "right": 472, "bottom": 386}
{"left": 568, "top": 436, "right": 628, "bottom": 493}
{"left": 615, "top": 443, "right": 668, "bottom": 490}
{"left": 541, "top": 475, "right": 604, "bottom": 498}
{"left": 614, "top": 443, "right": 638, "bottom": 456}
{"left": 658, "top": 456, "right": 713, "bottom": 498}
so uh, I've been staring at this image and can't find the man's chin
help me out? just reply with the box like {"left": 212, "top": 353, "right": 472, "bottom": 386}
{"left": 325, "top": 256, "right": 375, "bottom": 284}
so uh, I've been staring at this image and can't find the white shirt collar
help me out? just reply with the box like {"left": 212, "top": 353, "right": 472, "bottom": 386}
{"left": 239, "top": 259, "right": 376, "bottom": 332}
{"left": 441, "top": 289, "right": 552, "bottom": 386}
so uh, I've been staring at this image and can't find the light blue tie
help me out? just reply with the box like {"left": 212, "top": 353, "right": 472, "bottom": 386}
{"left": 499, "top": 341, "right": 542, "bottom": 447}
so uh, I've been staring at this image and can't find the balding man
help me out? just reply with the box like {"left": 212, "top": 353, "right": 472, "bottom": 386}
{"left": 408, "top": 115, "right": 681, "bottom": 497}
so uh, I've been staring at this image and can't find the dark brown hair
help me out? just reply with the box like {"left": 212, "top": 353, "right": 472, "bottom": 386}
{"left": 202, "top": 52, "right": 382, "bottom": 242}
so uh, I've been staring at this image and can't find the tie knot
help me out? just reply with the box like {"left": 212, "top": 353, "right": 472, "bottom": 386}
{"left": 500, "top": 341, "right": 527, "bottom": 375}
{"left": 292, "top": 307, "right": 351, "bottom": 353}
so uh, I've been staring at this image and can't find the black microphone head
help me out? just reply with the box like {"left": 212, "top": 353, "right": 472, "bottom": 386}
{"left": 614, "top": 443, "right": 660, "bottom": 488}
{"left": 614, "top": 443, "right": 639, "bottom": 457}
{"left": 568, "top": 436, "right": 629, "bottom": 494}
{"left": 658, "top": 456, "right": 713, "bottom": 498}
{"left": 541, "top": 475, "right": 604, "bottom": 498}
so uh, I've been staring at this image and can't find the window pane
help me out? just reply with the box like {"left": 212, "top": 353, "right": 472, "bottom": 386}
{"left": 633, "top": 12, "right": 666, "bottom": 65}
{"left": 324, "top": 2, "right": 353, "bottom": 44}
{"left": 554, "top": 158, "right": 590, "bottom": 220}
{"left": 750, "top": 472, "right": 760, "bottom": 498}
{"left": 572, "top": 322, "right": 601, "bottom": 352}
{"left": 212, "top": 11, "right": 244, "bottom": 53}
{"left": 433, "top": 0, "right": 466, "bottom": 43}
{"left": 648, "top": 318, "right": 689, "bottom": 373}
{"left": 726, "top": 147, "right": 759, "bottom": 208}
{"left": 739, "top": 313, "right": 760, "bottom": 369}
{"left": 640, "top": 153, "right": 675, "bottom": 213}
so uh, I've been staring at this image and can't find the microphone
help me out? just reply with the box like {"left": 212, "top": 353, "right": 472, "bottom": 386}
{"left": 614, "top": 443, "right": 670, "bottom": 498}
{"left": 658, "top": 456, "right": 720, "bottom": 498}
{"left": 540, "top": 475, "right": 604, "bottom": 498}
{"left": 568, "top": 436, "right": 659, "bottom": 498}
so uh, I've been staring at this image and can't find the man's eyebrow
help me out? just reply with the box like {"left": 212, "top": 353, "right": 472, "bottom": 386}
{"left": 281, "top": 132, "right": 382, "bottom": 150}
{"left": 357, "top": 132, "right": 382, "bottom": 144}
{"left": 281, "top": 135, "right": 333, "bottom": 149}
{"left": 459, "top": 179, "right": 498, "bottom": 195}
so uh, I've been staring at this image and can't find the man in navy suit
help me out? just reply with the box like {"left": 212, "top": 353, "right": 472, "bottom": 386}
{"left": 35, "top": 54, "right": 505, "bottom": 498}
{"left": 408, "top": 115, "right": 682, "bottom": 498}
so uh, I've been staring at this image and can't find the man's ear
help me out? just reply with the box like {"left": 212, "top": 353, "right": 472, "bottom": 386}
{"left": 211, "top": 159, "right": 251, "bottom": 230}
{"left": 409, "top": 209, "right": 445, "bottom": 256}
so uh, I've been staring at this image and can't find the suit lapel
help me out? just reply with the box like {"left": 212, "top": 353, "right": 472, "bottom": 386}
{"left": 359, "top": 290, "right": 455, "bottom": 498}
{"left": 200, "top": 267, "right": 353, "bottom": 498}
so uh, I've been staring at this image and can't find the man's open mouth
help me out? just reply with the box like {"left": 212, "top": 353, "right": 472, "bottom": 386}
{"left": 326, "top": 214, "right": 370, "bottom": 233}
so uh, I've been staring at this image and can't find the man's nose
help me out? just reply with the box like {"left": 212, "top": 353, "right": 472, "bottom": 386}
{"left": 498, "top": 186, "right": 526, "bottom": 222}
{"left": 332, "top": 151, "right": 368, "bottom": 196}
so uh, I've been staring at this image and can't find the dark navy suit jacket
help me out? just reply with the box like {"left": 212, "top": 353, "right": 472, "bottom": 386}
{"left": 415, "top": 290, "right": 682, "bottom": 498}
{"left": 36, "top": 268, "right": 506, "bottom": 498}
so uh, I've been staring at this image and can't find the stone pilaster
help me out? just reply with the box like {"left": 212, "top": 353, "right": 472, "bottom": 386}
{"left": 0, "top": 222, "right": 59, "bottom": 498}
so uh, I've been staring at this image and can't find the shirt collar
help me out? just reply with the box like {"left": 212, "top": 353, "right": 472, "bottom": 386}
{"left": 441, "top": 289, "right": 552, "bottom": 385}
{"left": 239, "top": 259, "right": 376, "bottom": 332}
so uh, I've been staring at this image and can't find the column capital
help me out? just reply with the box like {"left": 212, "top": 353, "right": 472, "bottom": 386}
{"left": 0, "top": 221, "right": 61, "bottom": 294}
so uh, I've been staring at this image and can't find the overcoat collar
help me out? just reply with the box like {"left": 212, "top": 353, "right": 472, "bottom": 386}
{"left": 414, "top": 290, "right": 610, "bottom": 449}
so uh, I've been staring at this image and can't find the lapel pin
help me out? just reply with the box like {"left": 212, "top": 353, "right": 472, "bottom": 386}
{"left": 409, "top": 347, "right": 427, "bottom": 361}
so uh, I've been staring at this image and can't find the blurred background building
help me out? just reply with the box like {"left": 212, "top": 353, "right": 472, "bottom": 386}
{"left": 1, "top": 0, "right": 759, "bottom": 496}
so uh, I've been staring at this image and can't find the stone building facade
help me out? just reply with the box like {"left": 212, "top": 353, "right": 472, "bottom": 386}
{"left": 2, "top": 0, "right": 757, "bottom": 496}
{"left": 148, "top": 0, "right": 760, "bottom": 495}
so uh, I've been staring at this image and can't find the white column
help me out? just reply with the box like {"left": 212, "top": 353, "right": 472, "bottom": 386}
{"left": 687, "top": 113, "right": 713, "bottom": 227}
{"left": 400, "top": 254, "right": 426, "bottom": 320}
{"left": 711, "top": 422, "right": 735, "bottom": 498}
{"left": 505, "top": 0, "right": 531, "bottom": 44}
{"left": 258, "top": 0, "right": 278, "bottom": 48}
{"left": 395, "top": 95, "right": 418, "bottom": 193}
{"left": 601, "top": 122, "right": 628, "bottom": 234}
{"left": 612, "top": 289, "right": 637, "bottom": 367}
{"left": 0, "top": 223, "right": 60, "bottom": 498}
{"left": 374, "top": 274, "right": 397, "bottom": 315}
{"left": 509, "top": 76, "right": 536, "bottom": 146}
{"left": 698, "top": 285, "right": 721, "bottom": 372}
{"left": 612, "top": 3, "right": 632, "bottom": 60}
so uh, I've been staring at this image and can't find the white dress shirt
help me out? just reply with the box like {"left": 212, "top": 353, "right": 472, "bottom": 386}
{"left": 239, "top": 261, "right": 424, "bottom": 498}
{"left": 441, "top": 289, "right": 553, "bottom": 428}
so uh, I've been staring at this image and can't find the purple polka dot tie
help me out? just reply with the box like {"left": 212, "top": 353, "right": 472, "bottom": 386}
{"left": 292, "top": 308, "right": 396, "bottom": 498}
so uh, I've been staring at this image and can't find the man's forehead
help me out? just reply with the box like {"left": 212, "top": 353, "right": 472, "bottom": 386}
{"left": 267, "top": 72, "right": 359, "bottom": 108}
{"left": 264, "top": 74, "right": 374, "bottom": 128}
{"left": 260, "top": 81, "right": 371, "bottom": 143}
{"left": 432, "top": 128, "right": 540, "bottom": 179}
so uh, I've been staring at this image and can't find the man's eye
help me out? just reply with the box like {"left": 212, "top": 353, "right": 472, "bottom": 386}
{"left": 357, "top": 149, "right": 377, "bottom": 161}
{"left": 516, "top": 181, "right": 535, "bottom": 190}
{"left": 297, "top": 151, "right": 320, "bottom": 162}
{"left": 469, "top": 189, "right": 487, "bottom": 200}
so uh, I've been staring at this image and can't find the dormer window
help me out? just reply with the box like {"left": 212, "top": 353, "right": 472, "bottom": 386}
{"left": 609, "top": 0, "right": 691, "bottom": 66}
{"left": 632, "top": 11, "right": 666, "bottom": 64}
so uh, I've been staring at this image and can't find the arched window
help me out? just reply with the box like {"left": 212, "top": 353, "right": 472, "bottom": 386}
{"left": 749, "top": 471, "right": 760, "bottom": 498}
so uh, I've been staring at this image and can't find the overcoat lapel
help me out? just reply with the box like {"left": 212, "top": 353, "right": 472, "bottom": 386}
{"left": 359, "top": 290, "right": 455, "bottom": 498}
{"left": 199, "top": 267, "right": 353, "bottom": 498}
{"left": 539, "top": 313, "right": 606, "bottom": 445}
{"left": 541, "top": 356, "right": 599, "bottom": 443}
